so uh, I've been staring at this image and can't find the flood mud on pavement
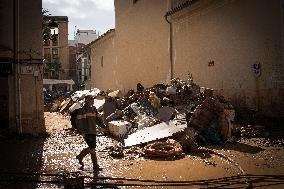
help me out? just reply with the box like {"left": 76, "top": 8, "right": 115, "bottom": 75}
{"left": 2, "top": 77, "right": 284, "bottom": 188}
{"left": 1, "top": 112, "right": 284, "bottom": 188}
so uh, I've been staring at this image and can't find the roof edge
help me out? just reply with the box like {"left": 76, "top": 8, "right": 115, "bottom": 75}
{"left": 87, "top": 29, "right": 115, "bottom": 47}
{"left": 165, "top": 0, "right": 198, "bottom": 17}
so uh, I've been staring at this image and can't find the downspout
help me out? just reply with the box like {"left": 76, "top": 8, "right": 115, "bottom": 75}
{"left": 281, "top": 0, "right": 284, "bottom": 71}
{"left": 14, "top": 0, "right": 22, "bottom": 134}
{"left": 17, "top": 0, "right": 22, "bottom": 134}
{"left": 165, "top": 14, "right": 173, "bottom": 80}
{"left": 13, "top": 0, "right": 18, "bottom": 133}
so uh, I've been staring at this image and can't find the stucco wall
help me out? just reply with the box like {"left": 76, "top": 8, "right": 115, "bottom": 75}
{"left": 58, "top": 21, "right": 69, "bottom": 79}
{"left": 171, "top": 0, "right": 284, "bottom": 116}
{"left": 114, "top": 0, "right": 171, "bottom": 92}
{"left": 90, "top": 33, "right": 118, "bottom": 91}
{"left": 18, "top": 0, "right": 42, "bottom": 60}
{"left": 0, "top": 0, "right": 13, "bottom": 51}
{"left": 1, "top": 0, "right": 46, "bottom": 134}
{"left": 11, "top": 65, "right": 45, "bottom": 134}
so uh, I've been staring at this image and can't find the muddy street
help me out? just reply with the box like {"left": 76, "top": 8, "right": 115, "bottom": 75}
{"left": 0, "top": 112, "right": 284, "bottom": 188}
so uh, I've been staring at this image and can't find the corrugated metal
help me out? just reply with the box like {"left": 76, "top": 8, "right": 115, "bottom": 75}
{"left": 124, "top": 120, "right": 187, "bottom": 147}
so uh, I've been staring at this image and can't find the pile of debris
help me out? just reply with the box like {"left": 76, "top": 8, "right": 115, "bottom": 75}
{"left": 46, "top": 76, "right": 237, "bottom": 158}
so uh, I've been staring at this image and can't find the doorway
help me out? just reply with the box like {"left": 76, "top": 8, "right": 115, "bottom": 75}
{"left": 0, "top": 76, "right": 9, "bottom": 129}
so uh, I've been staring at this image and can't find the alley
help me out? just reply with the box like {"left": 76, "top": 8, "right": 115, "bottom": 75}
{"left": 1, "top": 112, "right": 284, "bottom": 188}
{"left": 1, "top": 0, "right": 284, "bottom": 188}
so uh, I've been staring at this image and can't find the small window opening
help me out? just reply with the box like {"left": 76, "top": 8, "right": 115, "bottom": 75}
{"left": 101, "top": 56, "right": 104, "bottom": 67}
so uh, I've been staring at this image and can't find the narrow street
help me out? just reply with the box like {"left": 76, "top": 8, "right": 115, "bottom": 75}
{"left": 1, "top": 0, "right": 284, "bottom": 188}
{"left": 1, "top": 112, "right": 284, "bottom": 188}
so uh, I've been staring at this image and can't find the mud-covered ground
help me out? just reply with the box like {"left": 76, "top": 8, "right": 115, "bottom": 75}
{"left": 0, "top": 112, "right": 284, "bottom": 188}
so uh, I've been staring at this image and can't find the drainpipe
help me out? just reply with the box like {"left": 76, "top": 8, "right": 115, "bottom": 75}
{"left": 14, "top": 0, "right": 22, "bottom": 134}
{"left": 281, "top": 0, "right": 284, "bottom": 71}
{"left": 13, "top": 0, "right": 18, "bottom": 133}
{"left": 165, "top": 14, "right": 173, "bottom": 80}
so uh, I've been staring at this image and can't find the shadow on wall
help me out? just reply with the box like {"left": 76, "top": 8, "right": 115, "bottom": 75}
{"left": 230, "top": 87, "right": 284, "bottom": 118}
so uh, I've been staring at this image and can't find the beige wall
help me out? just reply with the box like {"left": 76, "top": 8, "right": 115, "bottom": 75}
{"left": 18, "top": 0, "right": 42, "bottom": 60}
{"left": 91, "top": 0, "right": 284, "bottom": 116}
{"left": 0, "top": 0, "right": 13, "bottom": 52}
{"left": 90, "top": 32, "right": 117, "bottom": 91}
{"left": 171, "top": 0, "right": 284, "bottom": 116}
{"left": 0, "top": 0, "right": 45, "bottom": 134}
{"left": 58, "top": 21, "right": 69, "bottom": 79}
{"left": 9, "top": 65, "right": 45, "bottom": 134}
{"left": 114, "top": 0, "right": 171, "bottom": 92}
{"left": 171, "top": 0, "right": 188, "bottom": 8}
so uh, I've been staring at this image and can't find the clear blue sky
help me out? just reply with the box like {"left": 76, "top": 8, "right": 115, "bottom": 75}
{"left": 43, "top": 0, "right": 115, "bottom": 40}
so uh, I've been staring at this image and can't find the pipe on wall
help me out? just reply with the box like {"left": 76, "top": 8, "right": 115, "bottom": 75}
{"left": 165, "top": 0, "right": 173, "bottom": 81}
{"left": 13, "top": 0, "right": 22, "bottom": 134}
{"left": 13, "top": 0, "right": 19, "bottom": 134}
{"left": 281, "top": 0, "right": 284, "bottom": 71}
{"left": 164, "top": 14, "right": 173, "bottom": 81}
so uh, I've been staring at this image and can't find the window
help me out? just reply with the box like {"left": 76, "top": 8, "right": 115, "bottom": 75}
{"left": 44, "top": 40, "right": 50, "bottom": 46}
{"left": 101, "top": 56, "right": 104, "bottom": 67}
{"left": 52, "top": 48, "right": 58, "bottom": 55}
{"left": 44, "top": 53, "right": 51, "bottom": 59}
{"left": 51, "top": 35, "right": 58, "bottom": 46}
{"left": 52, "top": 48, "right": 59, "bottom": 59}
{"left": 44, "top": 72, "right": 49, "bottom": 78}
{"left": 50, "top": 28, "right": 59, "bottom": 35}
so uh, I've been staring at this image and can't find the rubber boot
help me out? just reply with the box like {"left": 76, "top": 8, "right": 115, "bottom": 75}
{"left": 90, "top": 149, "right": 103, "bottom": 172}
{"left": 76, "top": 147, "right": 90, "bottom": 169}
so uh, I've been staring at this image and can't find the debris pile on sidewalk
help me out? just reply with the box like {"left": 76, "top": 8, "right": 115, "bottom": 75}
{"left": 44, "top": 76, "right": 254, "bottom": 158}
{"left": 240, "top": 125, "right": 270, "bottom": 138}
{"left": 141, "top": 139, "right": 183, "bottom": 158}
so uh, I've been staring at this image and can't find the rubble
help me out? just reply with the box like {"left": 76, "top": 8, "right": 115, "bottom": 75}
{"left": 124, "top": 121, "right": 187, "bottom": 147}
{"left": 240, "top": 124, "right": 270, "bottom": 138}
{"left": 44, "top": 75, "right": 244, "bottom": 156}
{"left": 107, "top": 143, "right": 124, "bottom": 158}
{"left": 155, "top": 106, "right": 176, "bottom": 122}
{"left": 44, "top": 88, "right": 101, "bottom": 114}
{"left": 141, "top": 139, "right": 183, "bottom": 158}
{"left": 108, "top": 120, "right": 132, "bottom": 139}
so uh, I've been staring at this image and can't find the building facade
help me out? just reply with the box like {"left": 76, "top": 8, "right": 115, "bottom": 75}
{"left": 74, "top": 30, "right": 97, "bottom": 85}
{"left": 168, "top": 0, "right": 284, "bottom": 116}
{"left": 76, "top": 46, "right": 90, "bottom": 85}
{"left": 89, "top": 0, "right": 284, "bottom": 116}
{"left": 43, "top": 16, "right": 69, "bottom": 80}
{"left": 115, "top": 0, "right": 171, "bottom": 91}
{"left": 89, "top": 0, "right": 171, "bottom": 92}
{"left": 0, "top": 0, "right": 45, "bottom": 134}
{"left": 68, "top": 40, "right": 77, "bottom": 82}
{"left": 75, "top": 30, "right": 98, "bottom": 45}
{"left": 88, "top": 29, "right": 116, "bottom": 90}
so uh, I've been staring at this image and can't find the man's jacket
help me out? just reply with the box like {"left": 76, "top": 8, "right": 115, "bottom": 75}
{"left": 76, "top": 105, "right": 98, "bottom": 135}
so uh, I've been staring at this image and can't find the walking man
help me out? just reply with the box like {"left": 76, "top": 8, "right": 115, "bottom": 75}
{"left": 75, "top": 95, "right": 103, "bottom": 171}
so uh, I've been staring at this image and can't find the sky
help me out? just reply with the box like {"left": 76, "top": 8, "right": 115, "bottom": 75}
{"left": 42, "top": 0, "right": 115, "bottom": 40}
